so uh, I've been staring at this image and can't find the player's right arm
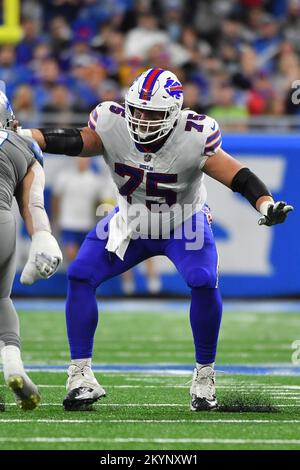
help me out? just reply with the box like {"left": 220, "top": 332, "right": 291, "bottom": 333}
{"left": 15, "top": 161, "right": 63, "bottom": 285}
{"left": 19, "top": 126, "right": 102, "bottom": 157}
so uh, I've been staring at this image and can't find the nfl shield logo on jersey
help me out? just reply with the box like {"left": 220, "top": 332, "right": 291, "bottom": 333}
{"left": 144, "top": 154, "right": 152, "bottom": 162}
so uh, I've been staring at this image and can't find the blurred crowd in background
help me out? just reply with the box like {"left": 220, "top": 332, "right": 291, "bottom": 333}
{"left": 1, "top": 0, "right": 300, "bottom": 132}
{"left": 2, "top": 0, "right": 300, "bottom": 294}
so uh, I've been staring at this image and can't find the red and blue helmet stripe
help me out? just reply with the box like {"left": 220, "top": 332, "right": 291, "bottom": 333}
{"left": 139, "top": 68, "right": 165, "bottom": 101}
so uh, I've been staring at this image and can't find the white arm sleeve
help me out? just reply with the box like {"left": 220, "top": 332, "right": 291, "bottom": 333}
{"left": 28, "top": 162, "right": 51, "bottom": 234}
{"left": 20, "top": 163, "right": 63, "bottom": 285}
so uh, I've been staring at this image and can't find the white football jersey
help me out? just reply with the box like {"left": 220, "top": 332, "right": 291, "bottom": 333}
{"left": 88, "top": 101, "right": 222, "bottom": 257}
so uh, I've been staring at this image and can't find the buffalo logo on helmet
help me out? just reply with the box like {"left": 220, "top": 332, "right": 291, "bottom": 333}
{"left": 164, "top": 78, "right": 183, "bottom": 99}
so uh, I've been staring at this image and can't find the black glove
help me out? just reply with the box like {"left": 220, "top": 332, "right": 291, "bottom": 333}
{"left": 258, "top": 201, "right": 294, "bottom": 227}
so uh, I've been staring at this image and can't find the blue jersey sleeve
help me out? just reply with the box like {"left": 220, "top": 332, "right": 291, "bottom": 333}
{"left": 30, "top": 140, "right": 44, "bottom": 167}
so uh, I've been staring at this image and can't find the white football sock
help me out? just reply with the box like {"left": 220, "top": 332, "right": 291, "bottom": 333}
{"left": 71, "top": 358, "right": 92, "bottom": 368}
{"left": 196, "top": 362, "right": 214, "bottom": 370}
{"left": 1, "top": 345, "right": 25, "bottom": 381}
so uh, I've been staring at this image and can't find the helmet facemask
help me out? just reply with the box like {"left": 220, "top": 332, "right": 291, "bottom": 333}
{"left": 0, "top": 91, "right": 16, "bottom": 131}
{"left": 125, "top": 102, "right": 180, "bottom": 144}
{"left": 1, "top": 112, "right": 16, "bottom": 131}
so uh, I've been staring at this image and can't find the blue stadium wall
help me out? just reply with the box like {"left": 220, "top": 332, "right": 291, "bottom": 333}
{"left": 12, "top": 134, "right": 300, "bottom": 298}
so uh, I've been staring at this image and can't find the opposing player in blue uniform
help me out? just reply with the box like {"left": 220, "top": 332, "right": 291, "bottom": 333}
{"left": 20, "top": 68, "right": 293, "bottom": 411}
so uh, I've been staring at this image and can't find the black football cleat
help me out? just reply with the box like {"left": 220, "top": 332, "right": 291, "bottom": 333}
{"left": 63, "top": 364, "right": 106, "bottom": 411}
{"left": 190, "top": 366, "right": 218, "bottom": 411}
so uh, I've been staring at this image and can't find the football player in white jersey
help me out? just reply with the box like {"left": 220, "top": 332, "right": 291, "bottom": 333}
{"left": 20, "top": 68, "right": 293, "bottom": 411}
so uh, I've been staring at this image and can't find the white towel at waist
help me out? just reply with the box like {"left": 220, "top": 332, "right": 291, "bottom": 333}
{"left": 105, "top": 209, "right": 134, "bottom": 260}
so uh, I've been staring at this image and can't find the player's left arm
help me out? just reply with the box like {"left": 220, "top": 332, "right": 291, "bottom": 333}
{"left": 202, "top": 146, "right": 294, "bottom": 226}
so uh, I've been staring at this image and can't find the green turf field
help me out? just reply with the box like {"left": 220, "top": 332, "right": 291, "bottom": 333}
{"left": 1, "top": 307, "right": 300, "bottom": 450}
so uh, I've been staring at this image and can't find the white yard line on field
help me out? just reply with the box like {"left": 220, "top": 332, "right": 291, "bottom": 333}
{"left": 2, "top": 402, "right": 300, "bottom": 408}
{"left": 0, "top": 437, "right": 300, "bottom": 445}
{"left": 1, "top": 418, "right": 300, "bottom": 424}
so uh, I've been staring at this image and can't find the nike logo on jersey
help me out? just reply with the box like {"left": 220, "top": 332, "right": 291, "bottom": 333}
{"left": 211, "top": 122, "right": 216, "bottom": 131}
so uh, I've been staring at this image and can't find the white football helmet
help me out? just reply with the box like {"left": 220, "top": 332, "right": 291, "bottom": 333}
{"left": 125, "top": 68, "right": 183, "bottom": 144}
{"left": 0, "top": 91, "right": 16, "bottom": 130}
